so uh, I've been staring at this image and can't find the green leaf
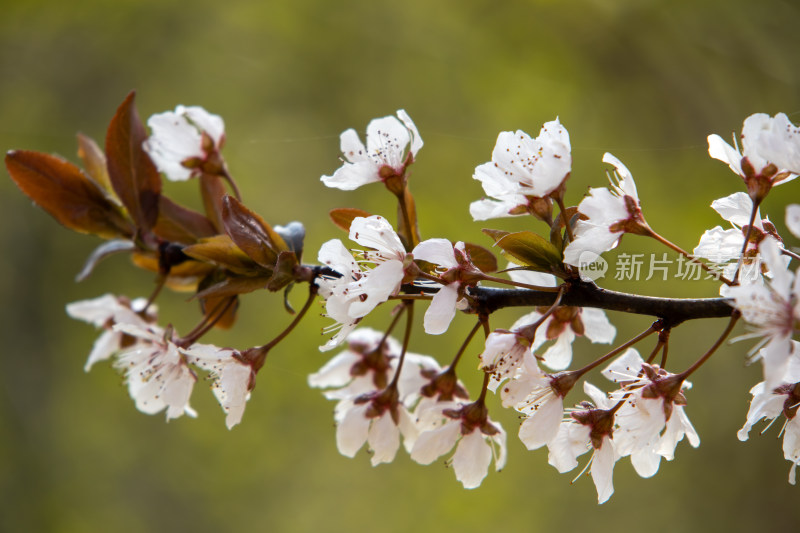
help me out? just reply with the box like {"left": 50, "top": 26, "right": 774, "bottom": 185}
{"left": 6, "top": 150, "right": 134, "bottom": 238}
{"left": 483, "top": 229, "right": 563, "bottom": 274}
{"left": 105, "top": 91, "right": 162, "bottom": 232}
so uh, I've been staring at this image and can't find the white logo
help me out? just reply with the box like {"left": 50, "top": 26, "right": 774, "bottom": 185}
{"left": 577, "top": 251, "right": 608, "bottom": 281}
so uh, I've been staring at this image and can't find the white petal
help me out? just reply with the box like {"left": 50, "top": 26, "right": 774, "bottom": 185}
{"left": 518, "top": 395, "right": 563, "bottom": 450}
{"left": 707, "top": 133, "right": 743, "bottom": 176}
{"left": 581, "top": 308, "right": 617, "bottom": 344}
{"left": 786, "top": 204, "right": 800, "bottom": 239}
{"left": 592, "top": 438, "right": 617, "bottom": 504}
{"left": 410, "top": 420, "right": 461, "bottom": 465}
{"left": 423, "top": 283, "right": 459, "bottom": 335}
{"left": 397, "top": 109, "right": 423, "bottom": 157}
{"left": 321, "top": 161, "right": 381, "bottom": 191}
{"left": 412, "top": 239, "right": 457, "bottom": 267}
{"left": 452, "top": 430, "right": 492, "bottom": 489}
{"left": 368, "top": 411, "right": 401, "bottom": 466}
{"left": 336, "top": 404, "right": 370, "bottom": 457}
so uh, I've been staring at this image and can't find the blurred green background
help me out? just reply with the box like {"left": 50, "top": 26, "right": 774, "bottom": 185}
{"left": 2, "top": 0, "right": 799, "bottom": 531}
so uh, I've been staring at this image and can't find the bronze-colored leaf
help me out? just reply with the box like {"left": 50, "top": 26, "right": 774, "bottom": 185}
{"left": 200, "top": 173, "right": 226, "bottom": 232}
{"left": 266, "top": 250, "right": 299, "bottom": 292}
{"left": 182, "top": 235, "right": 265, "bottom": 275}
{"left": 77, "top": 133, "right": 113, "bottom": 195}
{"left": 6, "top": 150, "right": 134, "bottom": 238}
{"left": 130, "top": 251, "right": 214, "bottom": 291}
{"left": 483, "top": 229, "right": 563, "bottom": 274}
{"left": 105, "top": 91, "right": 162, "bottom": 232}
{"left": 329, "top": 207, "right": 373, "bottom": 232}
{"left": 153, "top": 196, "right": 217, "bottom": 244}
{"left": 194, "top": 275, "right": 271, "bottom": 300}
{"left": 463, "top": 242, "right": 498, "bottom": 273}
{"left": 222, "top": 195, "right": 287, "bottom": 267}
{"left": 200, "top": 295, "right": 239, "bottom": 330}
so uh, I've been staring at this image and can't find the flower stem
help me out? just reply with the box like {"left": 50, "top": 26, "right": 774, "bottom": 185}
{"left": 259, "top": 285, "right": 318, "bottom": 353}
{"left": 573, "top": 324, "right": 659, "bottom": 377}
{"left": 555, "top": 195, "right": 575, "bottom": 243}
{"left": 388, "top": 300, "right": 415, "bottom": 390}
{"left": 647, "top": 229, "right": 733, "bottom": 286}
{"left": 678, "top": 311, "right": 740, "bottom": 379}
{"left": 446, "top": 319, "right": 483, "bottom": 373}
{"left": 732, "top": 200, "right": 760, "bottom": 285}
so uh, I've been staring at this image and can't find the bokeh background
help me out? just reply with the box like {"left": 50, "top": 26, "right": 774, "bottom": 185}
{"left": 2, "top": 0, "right": 799, "bottom": 531}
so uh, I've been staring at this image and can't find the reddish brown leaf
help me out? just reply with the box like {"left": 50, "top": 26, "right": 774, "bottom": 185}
{"left": 153, "top": 196, "right": 217, "bottom": 244}
{"left": 105, "top": 91, "right": 161, "bottom": 232}
{"left": 77, "top": 133, "right": 113, "bottom": 195}
{"left": 222, "top": 196, "right": 287, "bottom": 268}
{"left": 194, "top": 275, "right": 271, "bottom": 300}
{"left": 182, "top": 235, "right": 264, "bottom": 275}
{"left": 6, "top": 150, "right": 133, "bottom": 238}
{"left": 266, "top": 251, "right": 299, "bottom": 292}
{"left": 329, "top": 207, "right": 373, "bottom": 233}
{"left": 463, "top": 242, "right": 498, "bottom": 273}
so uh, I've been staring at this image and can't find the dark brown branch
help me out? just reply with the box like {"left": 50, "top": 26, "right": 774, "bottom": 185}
{"left": 469, "top": 279, "right": 733, "bottom": 327}
{"left": 309, "top": 266, "right": 734, "bottom": 327}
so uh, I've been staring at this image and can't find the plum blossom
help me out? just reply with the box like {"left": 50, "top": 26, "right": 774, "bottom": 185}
{"left": 503, "top": 352, "right": 575, "bottom": 451}
{"left": 547, "top": 382, "right": 621, "bottom": 504}
{"left": 310, "top": 328, "right": 441, "bottom": 464}
{"left": 66, "top": 294, "right": 155, "bottom": 371}
{"left": 184, "top": 343, "right": 254, "bottom": 429}
{"left": 563, "top": 153, "right": 650, "bottom": 266}
{"left": 321, "top": 110, "right": 423, "bottom": 191}
{"left": 412, "top": 239, "right": 481, "bottom": 335}
{"left": 334, "top": 390, "right": 418, "bottom": 466}
{"left": 694, "top": 192, "right": 783, "bottom": 284}
{"left": 602, "top": 349, "right": 699, "bottom": 478}
{"left": 410, "top": 400, "right": 506, "bottom": 489}
{"left": 143, "top": 105, "right": 226, "bottom": 181}
{"left": 513, "top": 305, "right": 616, "bottom": 371}
{"left": 727, "top": 238, "right": 800, "bottom": 388}
{"left": 737, "top": 342, "right": 800, "bottom": 484}
{"left": 708, "top": 112, "right": 800, "bottom": 202}
{"left": 470, "top": 119, "right": 571, "bottom": 221}
{"left": 112, "top": 323, "right": 198, "bottom": 420}
{"left": 786, "top": 204, "right": 800, "bottom": 239}
{"left": 315, "top": 217, "right": 408, "bottom": 350}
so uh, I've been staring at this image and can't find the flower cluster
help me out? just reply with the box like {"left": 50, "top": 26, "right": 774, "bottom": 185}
{"left": 9, "top": 92, "right": 800, "bottom": 505}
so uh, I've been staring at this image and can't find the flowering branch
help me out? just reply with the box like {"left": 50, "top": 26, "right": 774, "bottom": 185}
{"left": 7, "top": 92, "right": 800, "bottom": 503}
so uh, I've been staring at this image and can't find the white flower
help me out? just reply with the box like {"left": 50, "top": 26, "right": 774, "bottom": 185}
{"left": 602, "top": 349, "right": 699, "bottom": 477}
{"left": 184, "top": 343, "right": 254, "bottom": 429}
{"left": 503, "top": 352, "right": 572, "bottom": 450}
{"left": 513, "top": 305, "right": 616, "bottom": 371}
{"left": 410, "top": 401, "right": 506, "bottom": 489}
{"left": 66, "top": 294, "right": 155, "bottom": 371}
{"left": 737, "top": 343, "right": 800, "bottom": 484}
{"left": 112, "top": 323, "right": 197, "bottom": 420}
{"left": 316, "top": 229, "right": 405, "bottom": 350}
{"left": 694, "top": 192, "right": 784, "bottom": 284}
{"left": 143, "top": 105, "right": 225, "bottom": 181}
{"left": 727, "top": 238, "right": 800, "bottom": 388}
{"left": 708, "top": 113, "right": 800, "bottom": 200}
{"left": 563, "top": 153, "right": 648, "bottom": 266}
{"left": 412, "top": 239, "right": 476, "bottom": 335}
{"left": 335, "top": 392, "right": 418, "bottom": 466}
{"left": 470, "top": 119, "right": 571, "bottom": 221}
{"left": 321, "top": 110, "right": 422, "bottom": 191}
{"left": 786, "top": 204, "right": 800, "bottom": 239}
{"left": 547, "top": 382, "right": 620, "bottom": 504}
